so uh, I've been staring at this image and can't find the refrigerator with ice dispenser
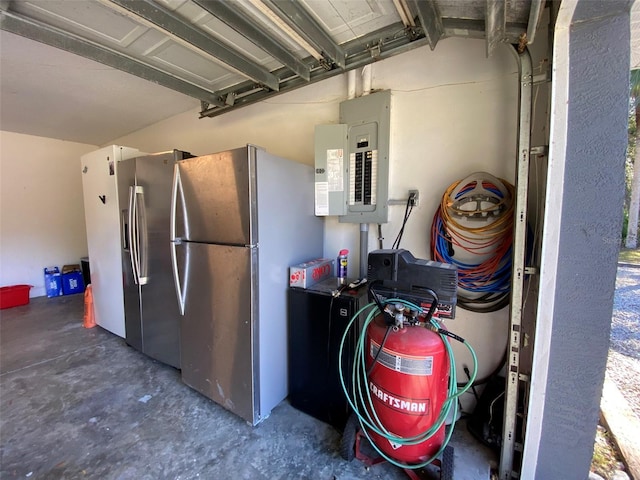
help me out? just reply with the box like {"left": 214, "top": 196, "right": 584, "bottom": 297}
{"left": 170, "top": 145, "right": 324, "bottom": 425}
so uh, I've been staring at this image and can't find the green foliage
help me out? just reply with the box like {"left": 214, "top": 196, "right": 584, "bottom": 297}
{"left": 629, "top": 107, "right": 637, "bottom": 149}
{"left": 591, "top": 425, "right": 623, "bottom": 479}
{"left": 628, "top": 69, "right": 639, "bottom": 143}
{"left": 619, "top": 247, "right": 640, "bottom": 263}
{"left": 630, "top": 69, "right": 640, "bottom": 104}
{"left": 623, "top": 69, "right": 640, "bottom": 243}
{"left": 629, "top": 161, "right": 636, "bottom": 223}
{"left": 624, "top": 95, "right": 635, "bottom": 214}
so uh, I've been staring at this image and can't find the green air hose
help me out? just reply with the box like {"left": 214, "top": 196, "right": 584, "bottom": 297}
{"left": 338, "top": 298, "right": 478, "bottom": 470}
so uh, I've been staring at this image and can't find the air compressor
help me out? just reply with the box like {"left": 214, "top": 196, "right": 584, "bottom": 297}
{"left": 339, "top": 249, "right": 478, "bottom": 478}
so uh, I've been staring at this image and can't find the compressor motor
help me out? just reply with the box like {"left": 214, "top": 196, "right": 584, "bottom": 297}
{"left": 367, "top": 249, "right": 458, "bottom": 319}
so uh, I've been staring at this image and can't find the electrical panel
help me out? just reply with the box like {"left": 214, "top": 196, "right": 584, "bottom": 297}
{"left": 313, "top": 90, "right": 390, "bottom": 222}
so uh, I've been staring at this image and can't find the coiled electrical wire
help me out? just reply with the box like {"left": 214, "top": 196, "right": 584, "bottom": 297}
{"left": 431, "top": 174, "right": 515, "bottom": 313}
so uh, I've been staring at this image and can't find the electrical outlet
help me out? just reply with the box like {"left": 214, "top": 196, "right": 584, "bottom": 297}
{"left": 409, "top": 189, "right": 419, "bottom": 207}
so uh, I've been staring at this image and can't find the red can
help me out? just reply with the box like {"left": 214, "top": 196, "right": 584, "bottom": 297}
{"left": 365, "top": 314, "right": 450, "bottom": 464}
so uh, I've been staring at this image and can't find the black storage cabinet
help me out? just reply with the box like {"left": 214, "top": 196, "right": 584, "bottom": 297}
{"left": 288, "top": 278, "right": 367, "bottom": 429}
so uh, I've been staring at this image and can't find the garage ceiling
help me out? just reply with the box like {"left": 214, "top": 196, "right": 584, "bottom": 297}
{"left": 1, "top": 1, "right": 634, "bottom": 146}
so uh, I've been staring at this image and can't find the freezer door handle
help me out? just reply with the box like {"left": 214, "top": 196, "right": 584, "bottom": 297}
{"left": 170, "top": 164, "right": 179, "bottom": 243}
{"left": 129, "top": 185, "right": 148, "bottom": 286}
{"left": 128, "top": 186, "right": 140, "bottom": 285}
{"left": 135, "top": 186, "right": 149, "bottom": 285}
{"left": 171, "top": 165, "right": 185, "bottom": 315}
{"left": 121, "top": 208, "right": 129, "bottom": 251}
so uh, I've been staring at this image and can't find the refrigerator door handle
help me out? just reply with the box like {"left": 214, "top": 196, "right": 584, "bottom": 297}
{"left": 170, "top": 163, "right": 183, "bottom": 242}
{"left": 121, "top": 209, "right": 129, "bottom": 251}
{"left": 128, "top": 186, "right": 140, "bottom": 285}
{"left": 171, "top": 165, "right": 185, "bottom": 315}
{"left": 135, "top": 186, "right": 149, "bottom": 285}
{"left": 170, "top": 240, "right": 185, "bottom": 316}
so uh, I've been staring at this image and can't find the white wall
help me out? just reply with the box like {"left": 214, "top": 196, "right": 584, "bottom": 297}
{"left": 0, "top": 131, "right": 97, "bottom": 297}
{"left": 112, "top": 37, "right": 522, "bottom": 405}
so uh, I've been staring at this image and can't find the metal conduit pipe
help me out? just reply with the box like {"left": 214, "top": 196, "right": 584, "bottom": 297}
{"left": 359, "top": 64, "right": 373, "bottom": 278}
{"left": 360, "top": 223, "right": 369, "bottom": 279}
{"left": 499, "top": 44, "right": 533, "bottom": 480}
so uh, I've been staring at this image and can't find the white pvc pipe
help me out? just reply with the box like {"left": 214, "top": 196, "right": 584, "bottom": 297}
{"left": 362, "top": 65, "right": 372, "bottom": 95}
{"left": 347, "top": 69, "right": 357, "bottom": 100}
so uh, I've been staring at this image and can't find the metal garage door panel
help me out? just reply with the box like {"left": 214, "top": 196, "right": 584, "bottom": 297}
{"left": 146, "top": 40, "right": 242, "bottom": 88}
{"left": 11, "top": 0, "right": 252, "bottom": 92}
{"left": 439, "top": 0, "right": 529, "bottom": 23}
{"left": 12, "top": 1, "right": 147, "bottom": 47}
{"left": 438, "top": 0, "right": 485, "bottom": 20}
{"left": 161, "top": 0, "right": 284, "bottom": 75}
{"left": 504, "top": 0, "right": 531, "bottom": 23}
{"left": 301, "top": 0, "right": 400, "bottom": 44}
{"left": 199, "top": 16, "right": 282, "bottom": 71}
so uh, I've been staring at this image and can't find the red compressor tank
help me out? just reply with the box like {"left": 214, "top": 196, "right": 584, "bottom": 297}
{"left": 365, "top": 312, "right": 450, "bottom": 464}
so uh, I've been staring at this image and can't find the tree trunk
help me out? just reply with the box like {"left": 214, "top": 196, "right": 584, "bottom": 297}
{"left": 626, "top": 107, "right": 640, "bottom": 249}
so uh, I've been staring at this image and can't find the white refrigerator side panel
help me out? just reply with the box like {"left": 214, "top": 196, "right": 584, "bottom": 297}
{"left": 81, "top": 145, "right": 140, "bottom": 337}
{"left": 255, "top": 150, "right": 324, "bottom": 418}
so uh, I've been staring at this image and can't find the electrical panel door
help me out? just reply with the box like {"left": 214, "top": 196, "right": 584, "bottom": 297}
{"left": 340, "top": 90, "right": 390, "bottom": 224}
{"left": 314, "top": 124, "right": 348, "bottom": 216}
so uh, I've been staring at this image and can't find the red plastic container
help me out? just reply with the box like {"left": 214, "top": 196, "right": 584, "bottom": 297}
{"left": 0, "top": 285, "right": 32, "bottom": 309}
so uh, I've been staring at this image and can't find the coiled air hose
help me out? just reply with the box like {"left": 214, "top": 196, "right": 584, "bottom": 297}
{"left": 431, "top": 173, "right": 515, "bottom": 313}
{"left": 338, "top": 297, "right": 478, "bottom": 470}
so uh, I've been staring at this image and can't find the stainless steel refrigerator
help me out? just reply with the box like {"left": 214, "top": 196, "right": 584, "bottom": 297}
{"left": 118, "top": 150, "right": 193, "bottom": 369}
{"left": 170, "top": 145, "right": 324, "bottom": 425}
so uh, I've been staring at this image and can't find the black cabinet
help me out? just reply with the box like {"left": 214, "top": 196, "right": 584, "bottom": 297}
{"left": 288, "top": 278, "right": 368, "bottom": 429}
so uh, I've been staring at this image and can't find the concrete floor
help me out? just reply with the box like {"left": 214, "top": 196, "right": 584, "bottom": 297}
{"left": 0, "top": 295, "right": 494, "bottom": 479}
